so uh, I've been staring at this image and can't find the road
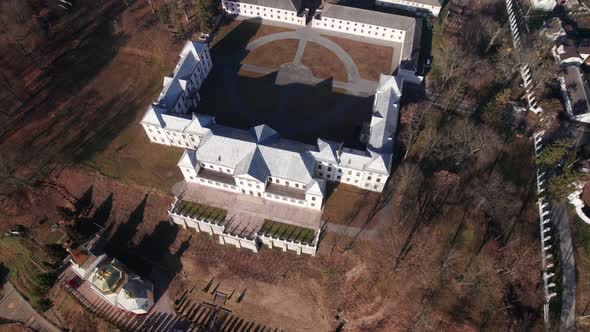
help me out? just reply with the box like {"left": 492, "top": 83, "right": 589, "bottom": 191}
{"left": 553, "top": 125, "right": 589, "bottom": 330}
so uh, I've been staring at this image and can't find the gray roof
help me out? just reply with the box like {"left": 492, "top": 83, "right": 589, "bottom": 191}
{"left": 229, "top": 0, "right": 302, "bottom": 11}
{"left": 196, "top": 125, "right": 316, "bottom": 184}
{"left": 320, "top": 4, "right": 416, "bottom": 31}
{"left": 565, "top": 66, "right": 590, "bottom": 116}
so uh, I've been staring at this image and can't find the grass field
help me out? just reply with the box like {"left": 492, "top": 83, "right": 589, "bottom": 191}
{"left": 242, "top": 39, "right": 299, "bottom": 68}
{"left": 322, "top": 184, "right": 381, "bottom": 226}
{"left": 301, "top": 42, "right": 348, "bottom": 82}
{"left": 324, "top": 35, "right": 394, "bottom": 81}
{"left": 85, "top": 111, "right": 184, "bottom": 192}
{"left": 0, "top": 237, "right": 54, "bottom": 309}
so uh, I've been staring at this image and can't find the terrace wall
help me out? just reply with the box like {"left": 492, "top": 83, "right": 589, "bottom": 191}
{"left": 219, "top": 233, "right": 259, "bottom": 252}
{"left": 259, "top": 235, "right": 317, "bottom": 256}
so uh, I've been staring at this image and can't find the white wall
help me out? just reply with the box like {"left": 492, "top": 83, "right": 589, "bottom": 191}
{"left": 222, "top": 0, "right": 306, "bottom": 26}
{"left": 376, "top": 0, "right": 441, "bottom": 16}
{"left": 312, "top": 15, "right": 405, "bottom": 43}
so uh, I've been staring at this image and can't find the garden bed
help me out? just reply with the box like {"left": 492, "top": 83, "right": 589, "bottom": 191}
{"left": 258, "top": 219, "right": 317, "bottom": 245}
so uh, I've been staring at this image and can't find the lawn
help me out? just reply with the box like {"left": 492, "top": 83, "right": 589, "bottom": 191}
{"left": 0, "top": 237, "right": 55, "bottom": 309}
{"left": 301, "top": 42, "right": 348, "bottom": 82}
{"left": 211, "top": 18, "right": 293, "bottom": 55}
{"left": 85, "top": 110, "right": 184, "bottom": 192}
{"left": 321, "top": 183, "right": 381, "bottom": 227}
{"left": 323, "top": 35, "right": 394, "bottom": 81}
{"left": 242, "top": 39, "right": 299, "bottom": 68}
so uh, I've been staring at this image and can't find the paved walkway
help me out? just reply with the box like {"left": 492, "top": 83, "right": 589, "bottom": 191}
{"left": 0, "top": 281, "right": 61, "bottom": 332}
{"left": 172, "top": 181, "right": 322, "bottom": 230}
{"left": 552, "top": 204, "right": 576, "bottom": 331}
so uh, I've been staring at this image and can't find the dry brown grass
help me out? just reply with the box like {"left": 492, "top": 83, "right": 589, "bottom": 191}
{"left": 322, "top": 184, "right": 381, "bottom": 227}
{"left": 324, "top": 35, "right": 394, "bottom": 81}
{"left": 237, "top": 69, "right": 269, "bottom": 78}
{"left": 301, "top": 42, "right": 348, "bottom": 82}
{"left": 212, "top": 19, "right": 293, "bottom": 49}
{"left": 242, "top": 39, "right": 299, "bottom": 68}
{"left": 48, "top": 292, "right": 112, "bottom": 332}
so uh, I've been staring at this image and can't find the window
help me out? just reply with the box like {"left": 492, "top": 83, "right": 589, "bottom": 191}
{"left": 354, "top": 180, "right": 358, "bottom": 183}
{"left": 285, "top": 181, "right": 289, "bottom": 186}
{"left": 327, "top": 175, "right": 331, "bottom": 179}
{"left": 367, "top": 176, "right": 372, "bottom": 181}
{"left": 208, "top": 180, "right": 213, "bottom": 184}
{"left": 295, "top": 183, "right": 299, "bottom": 188}
{"left": 327, "top": 167, "right": 332, "bottom": 171}
{"left": 312, "top": 197, "right": 316, "bottom": 201}
{"left": 189, "top": 176, "right": 194, "bottom": 180}
{"left": 319, "top": 172, "right": 323, "bottom": 177}
{"left": 242, "top": 189, "right": 245, "bottom": 193}
{"left": 148, "top": 128, "right": 153, "bottom": 132}
{"left": 209, "top": 165, "right": 214, "bottom": 169}
{"left": 346, "top": 178, "right": 350, "bottom": 181}
{"left": 348, "top": 171, "right": 352, "bottom": 175}
{"left": 311, "top": 203, "right": 315, "bottom": 207}
{"left": 318, "top": 165, "right": 322, "bottom": 169}
{"left": 302, "top": 185, "right": 306, "bottom": 189}
{"left": 248, "top": 183, "right": 252, "bottom": 187}
{"left": 356, "top": 172, "right": 360, "bottom": 176}
{"left": 258, "top": 193, "right": 262, "bottom": 197}
{"left": 376, "top": 178, "right": 381, "bottom": 183}
{"left": 337, "top": 175, "right": 341, "bottom": 180}
{"left": 249, "top": 191, "right": 253, "bottom": 195}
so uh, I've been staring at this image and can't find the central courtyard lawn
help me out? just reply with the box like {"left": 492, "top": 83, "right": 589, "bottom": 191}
{"left": 323, "top": 35, "right": 394, "bottom": 82}
{"left": 301, "top": 42, "right": 348, "bottom": 82}
{"left": 242, "top": 39, "right": 300, "bottom": 68}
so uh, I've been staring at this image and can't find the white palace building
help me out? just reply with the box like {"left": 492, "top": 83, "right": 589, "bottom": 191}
{"left": 141, "top": 4, "right": 410, "bottom": 213}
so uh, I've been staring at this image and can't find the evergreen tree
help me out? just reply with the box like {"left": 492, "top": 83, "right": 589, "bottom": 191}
{"left": 537, "top": 138, "right": 573, "bottom": 168}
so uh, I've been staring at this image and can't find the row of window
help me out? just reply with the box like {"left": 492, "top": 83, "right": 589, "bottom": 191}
{"left": 318, "top": 22, "right": 402, "bottom": 40}
{"left": 195, "top": 178, "right": 237, "bottom": 191}
{"left": 202, "top": 163, "right": 233, "bottom": 174}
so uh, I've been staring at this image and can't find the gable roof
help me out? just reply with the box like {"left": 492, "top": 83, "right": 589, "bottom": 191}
{"left": 251, "top": 124, "right": 279, "bottom": 142}
{"left": 140, "top": 105, "right": 165, "bottom": 126}
{"left": 235, "top": 147, "right": 270, "bottom": 182}
{"left": 178, "top": 150, "right": 197, "bottom": 168}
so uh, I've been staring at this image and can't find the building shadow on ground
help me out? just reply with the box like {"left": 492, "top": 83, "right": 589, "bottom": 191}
{"left": 102, "top": 194, "right": 188, "bottom": 301}
{"left": 199, "top": 17, "right": 375, "bottom": 150}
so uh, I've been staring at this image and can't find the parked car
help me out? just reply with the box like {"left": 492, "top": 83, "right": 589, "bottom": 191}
{"left": 425, "top": 57, "right": 432, "bottom": 69}
{"left": 5, "top": 225, "right": 28, "bottom": 237}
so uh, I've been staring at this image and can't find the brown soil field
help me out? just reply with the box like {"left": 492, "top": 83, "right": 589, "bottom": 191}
{"left": 242, "top": 39, "right": 299, "bottom": 68}
{"left": 324, "top": 35, "right": 394, "bottom": 81}
{"left": 301, "top": 42, "right": 348, "bottom": 82}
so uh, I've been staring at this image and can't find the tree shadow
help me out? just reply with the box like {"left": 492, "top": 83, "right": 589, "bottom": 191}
{"left": 103, "top": 194, "right": 187, "bottom": 301}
